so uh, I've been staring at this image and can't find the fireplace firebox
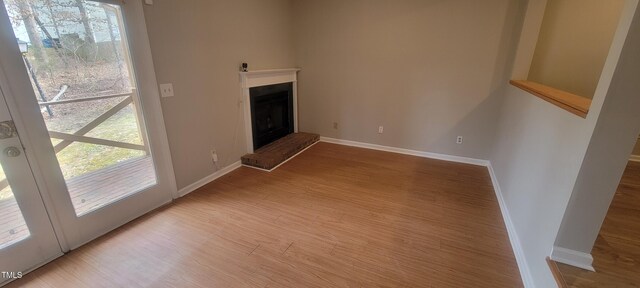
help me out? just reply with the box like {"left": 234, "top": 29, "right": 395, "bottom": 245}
{"left": 249, "top": 82, "right": 294, "bottom": 150}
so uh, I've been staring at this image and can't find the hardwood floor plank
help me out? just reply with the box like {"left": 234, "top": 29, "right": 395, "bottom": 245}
{"left": 6, "top": 142, "right": 522, "bottom": 287}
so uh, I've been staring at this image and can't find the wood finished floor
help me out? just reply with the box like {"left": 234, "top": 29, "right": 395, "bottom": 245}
{"left": 6, "top": 142, "right": 522, "bottom": 288}
{"left": 558, "top": 161, "right": 640, "bottom": 287}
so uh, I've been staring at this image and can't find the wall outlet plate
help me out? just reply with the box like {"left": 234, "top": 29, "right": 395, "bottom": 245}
{"left": 456, "top": 136, "right": 463, "bottom": 144}
{"left": 160, "top": 83, "right": 174, "bottom": 98}
{"left": 378, "top": 126, "right": 384, "bottom": 134}
{"left": 210, "top": 149, "right": 218, "bottom": 162}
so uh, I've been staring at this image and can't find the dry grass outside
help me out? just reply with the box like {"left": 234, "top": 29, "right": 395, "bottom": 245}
{"left": 55, "top": 104, "right": 145, "bottom": 179}
{"left": 0, "top": 177, "right": 11, "bottom": 201}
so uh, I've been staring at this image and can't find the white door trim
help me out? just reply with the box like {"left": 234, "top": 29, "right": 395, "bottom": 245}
{"left": 121, "top": 0, "right": 178, "bottom": 199}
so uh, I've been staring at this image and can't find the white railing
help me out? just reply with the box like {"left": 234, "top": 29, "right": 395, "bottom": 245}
{"left": 0, "top": 89, "right": 147, "bottom": 192}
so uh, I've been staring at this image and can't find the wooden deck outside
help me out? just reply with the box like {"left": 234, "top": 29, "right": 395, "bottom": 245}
{"left": 68, "top": 156, "right": 156, "bottom": 215}
{"left": 0, "top": 156, "right": 155, "bottom": 247}
{"left": 0, "top": 196, "right": 30, "bottom": 249}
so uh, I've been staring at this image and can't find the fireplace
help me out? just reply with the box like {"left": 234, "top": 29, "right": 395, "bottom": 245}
{"left": 249, "top": 83, "right": 294, "bottom": 150}
{"left": 239, "top": 68, "right": 300, "bottom": 153}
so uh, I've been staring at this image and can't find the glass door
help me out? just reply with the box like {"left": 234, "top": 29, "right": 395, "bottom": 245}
{"left": 0, "top": 0, "right": 176, "bottom": 249}
{"left": 4, "top": 0, "right": 157, "bottom": 217}
{"left": 0, "top": 87, "right": 61, "bottom": 286}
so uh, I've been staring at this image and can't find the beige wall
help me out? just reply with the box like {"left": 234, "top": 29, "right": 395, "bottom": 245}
{"left": 490, "top": 86, "right": 592, "bottom": 287}
{"left": 528, "top": 0, "right": 625, "bottom": 98}
{"left": 490, "top": 0, "right": 638, "bottom": 286}
{"left": 292, "top": 0, "right": 523, "bottom": 160}
{"left": 138, "top": 1, "right": 640, "bottom": 285}
{"left": 143, "top": 0, "right": 295, "bottom": 189}
{"left": 143, "top": 0, "right": 524, "bottom": 189}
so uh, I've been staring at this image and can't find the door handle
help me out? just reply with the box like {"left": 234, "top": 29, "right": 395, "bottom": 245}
{"left": 0, "top": 121, "right": 18, "bottom": 139}
{"left": 4, "top": 146, "right": 21, "bottom": 157}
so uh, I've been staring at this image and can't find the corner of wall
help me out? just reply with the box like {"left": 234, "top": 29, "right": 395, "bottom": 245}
{"left": 550, "top": 246, "right": 594, "bottom": 272}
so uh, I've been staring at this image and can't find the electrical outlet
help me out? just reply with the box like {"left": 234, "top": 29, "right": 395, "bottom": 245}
{"left": 210, "top": 149, "right": 218, "bottom": 162}
{"left": 456, "top": 136, "right": 463, "bottom": 144}
{"left": 333, "top": 122, "right": 338, "bottom": 129}
{"left": 378, "top": 126, "right": 384, "bottom": 134}
{"left": 159, "top": 83, "right": 174, "bottom": 98}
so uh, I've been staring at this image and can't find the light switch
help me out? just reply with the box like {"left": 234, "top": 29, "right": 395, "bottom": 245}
{"left": 144, "top": 0, "right": 154, "bottom": 5}
{"left": 159, "top": 83, "right": 174, "bottom": 98}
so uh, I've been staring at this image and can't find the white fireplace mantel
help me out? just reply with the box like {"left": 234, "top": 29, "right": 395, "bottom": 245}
{"left": 239, "top": 68, "right": 300, "bottom": 153}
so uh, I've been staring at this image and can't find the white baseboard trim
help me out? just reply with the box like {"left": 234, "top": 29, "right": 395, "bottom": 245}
{"left": 177, "top": 161, "right": 242, "bottom": 197}
{"left": 319, "top": 137, "right": 489, "bottom": 166}
{"left": 550, "top": 246, "right": 595, "bottom": 272}
{"left": 488, "top": 164, "right": 536, "bottom": 287}
{"left": 629, "top": 155, "right": 640, "bottom": 162}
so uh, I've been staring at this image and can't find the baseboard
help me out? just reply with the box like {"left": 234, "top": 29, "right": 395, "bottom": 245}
{"left": 487, "top": 164, "right": 536, "bottom": 287}
{"left": 629, "top": 155, "right": 640, "bottom": 162}
{"left": 550, "top": 246, "right": 595, "bottom": 272}
{"left": 319, "top": 137, "right": 489, "bottom": 166}
{"left": 177, "top": 161, "right": 242, "bottom": 197}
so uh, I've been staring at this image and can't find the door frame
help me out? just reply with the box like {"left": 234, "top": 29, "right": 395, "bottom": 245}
{"left": 0, "top": 0, "right": 177, "bottom": 251}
